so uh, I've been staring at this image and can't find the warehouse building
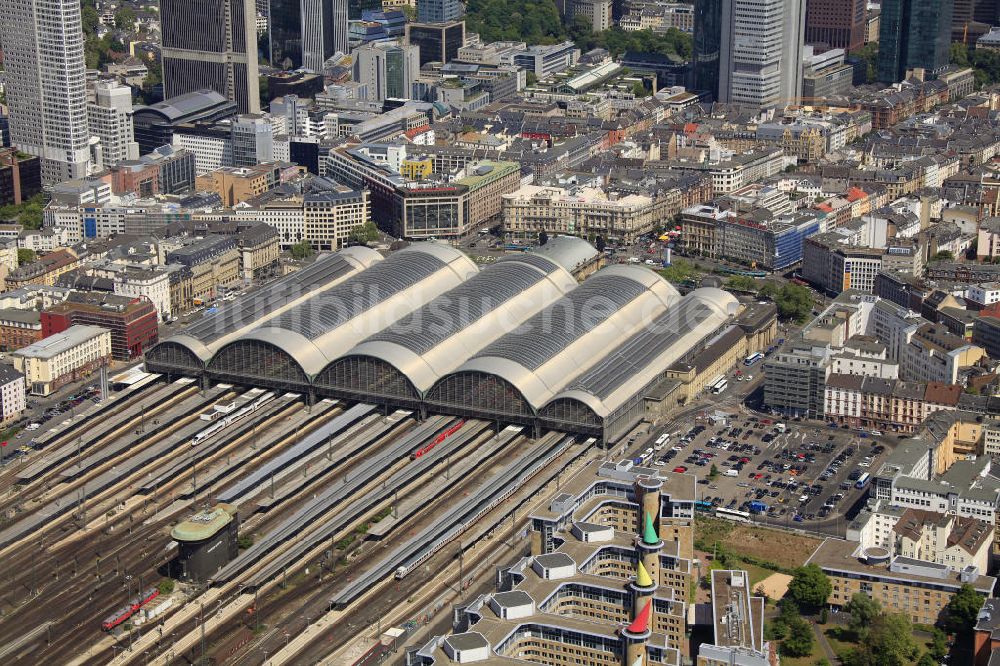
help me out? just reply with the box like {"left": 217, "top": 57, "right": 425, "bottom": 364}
{"left": 147, "top": 239, "right": 747, "bottom": 443}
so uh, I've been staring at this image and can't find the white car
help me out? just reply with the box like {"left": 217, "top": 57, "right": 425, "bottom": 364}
{"left": 870, "top": 430, "right": 882, "bottom": 436}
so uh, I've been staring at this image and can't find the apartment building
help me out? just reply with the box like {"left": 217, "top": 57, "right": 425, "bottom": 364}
{"left": 0, "top": 309, "right": 43, "bottom": 351}
{"left": 503, "top": 184, "right": 657, "bottom": 243}
{"left": 900, "top": 323, "right": 986, "bottom": 384}
{"left": 0, "top": 365, "right": 26, "bottom": 424}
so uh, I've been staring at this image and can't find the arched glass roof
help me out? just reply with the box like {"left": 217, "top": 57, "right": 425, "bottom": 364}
{"left": 544, "top": 288, "right": 740, "bottom": 418}
{"left": 214, "top": 243, "right": 478, "bottom": 378}
{"left": 145, "top": 246, "right": 381, "bottom": 370}
{"left": 436, "top": 265, "right": 681, "bottom": 410}
{"left": 323, "top": 251, "right": 580, "bottom": 394}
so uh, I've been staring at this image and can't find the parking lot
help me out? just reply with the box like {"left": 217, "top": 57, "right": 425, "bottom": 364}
{"left": 634, "top": 413, "right": 894, "bottom": 533}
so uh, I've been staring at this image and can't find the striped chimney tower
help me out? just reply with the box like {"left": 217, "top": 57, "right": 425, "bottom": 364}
{"left": 636, "top": 511, "right": 664, "bottom": 585}
{"left": 620, "top": 597, "right": 652, "bottom": 666}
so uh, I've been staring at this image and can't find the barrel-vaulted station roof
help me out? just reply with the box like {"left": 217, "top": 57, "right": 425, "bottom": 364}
{"left": 146, "top": 239, "right": 743, "bottom": 442}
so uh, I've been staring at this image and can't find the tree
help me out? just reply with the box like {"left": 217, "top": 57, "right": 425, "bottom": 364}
{"left": 709, "top": 463, "right": 719, "bottom": 479}
{"left": 725, "top": 275, "right": 759, "bottom": 293}
{"left": 928, "top": 628, "right": 948, "bottom": 660}
{"left": 525, "top": 71, "right": 538, "bottom": 87}
{"left": 157, "top": 578, "right": 176, "bottom": 595}
{"left": 114, "top": 7, "right": 137, "bottom": 32}
{"left": 846, "top": 613, "right": 917, "bottom": 666}
{"left": 781, "top": 616, "right": 815, "bottom": 657}
{"left": 844, "top": 592, "right": 880, "bottom": 637}
{"left": 538, "top": 230, "right": 549, "bottom": 246}
{"left": 915, "top": 654, "right": 936, "bottom": 666}
{"left": 856, "top": 42, "right": 879, "bottom": 84}
{"left": 289, "top": 241, "right": 313, "bottom": 260}
{"left": 347, "top": 221, "right": 380, "bottom": 245}
{"left": 785, "top": 564, "right": 831, "bottom": 612}
{"left": 945, "top": 583, "right": 985, "bottom": 634}
{"left": 237, "top": 533, "right": 255, "bottom": 550}
{"left": 16, "top": 249, "right": 35, "bottom": 266}
{"left": 951, "top": 42, "right": 971, "bottom": 68}
{"left": 819, "top": 607, "right": 828, "bottom": 624}
{"left": 595, "top": 235, "right": 606, "bottom": 253}
{"left": 82, "top": 3, "right": 100, "bottom": 36}
{"left": 765, "top": 283, "right": 815, "bottom": 323}
{"left": 931, "top": 250, "right": 954, "bottom": 261}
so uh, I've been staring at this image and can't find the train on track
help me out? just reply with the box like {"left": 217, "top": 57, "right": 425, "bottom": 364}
{"left": 101, "top": 588, "right": 160, "bottom": 631}
{"left": 191, "top": 391, "right": 275, "bottom": 447}
{"left": 411, "top": 420, "right": 464, "bottom": 459}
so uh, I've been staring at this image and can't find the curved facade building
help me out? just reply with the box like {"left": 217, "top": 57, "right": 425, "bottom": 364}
{"left": 315, "top": 242, "right": 595, "bottom": 406}
{"left": 206, "top": 243, "right": 477, "bottom": 391}
{"left": 145, "top": 246, "right": 382, "bottom": 377}
{"left": 423, "top": 265, "right": 682, "bottom": 425}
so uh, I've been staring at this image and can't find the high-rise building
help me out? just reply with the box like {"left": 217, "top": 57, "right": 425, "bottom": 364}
{"left": 268, "top": 0, "right": 301, "bottom": 68}
{"left": 161, "top": 0, "right": 261, "bottom": 113}
{"left": 805, "top": 0, "right": 866, "bottom": 52}
{"left": 692, "top": 0, "right": 723, "bottom": 99}
{"left": 716, "top": 0, "right": 805, "bottom": 108}
{"left": 417, "top": 0, "right": 464, "bottom": 23}
{"left": 0, "top": 0, "right": 91, "bottom": 182}
{"left": 352, "top": 41, "right": 420, "bottom": 102}
{"left": 405, "top": 20, "right": 466, "bottom": 66}
{"left": 231, "top": 115, "right": 275, "bottom": 166}
{"left": 877, "top": 0, "right": 954, "bottom": 83}
{"left": 88, "top": 81, "right": 140, "bottom": 168}
{"left": 302, "top": 0, "right": 349, "bottom": 72}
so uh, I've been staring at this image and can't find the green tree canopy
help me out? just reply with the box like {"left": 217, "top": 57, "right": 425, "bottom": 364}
{"left": 781, "top": 616, "right": 815, "bottom": 658}
{"left": 931, "top": 250, "right": 954, "bottom": 261}
{"left": 944, "top": 583, "right": 985, "bottom": 634}
{"left": 289, "top": 241, "right": 313, "bottom": 260}
{"left": 16, "top": 249, "right": 35, "bottom": 266}
{"left": 844, "top": 592, "right": 880, "bottom": 637}
{"left": 785, "top": 564, "right": 831, "bottom": 612}
{"left": 845, "top": 613, "right": 917, "bottom": 666}
{"left": 114, "top": 7, "right": 137, "bottom": 32}
{"left": 347, "top": 221, "right": 380, "bottom": 245}
{"left": 724, "top": 275, "right": 759, "bottom": 293}
{"left": 760, "top": 283, "right": 814, "bottom": 323}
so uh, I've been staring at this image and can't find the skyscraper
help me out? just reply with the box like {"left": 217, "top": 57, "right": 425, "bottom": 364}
{"left": 877, "top": 0, "right": 954, "bottom": 83}
{"left": 161, "top": 0, "right": 261, "bottom": 113}
{"left": 88, "top": 81, "right": 140, "bottom": 168}
{"left": 715, "top": 0, "right": 805, "bottom": 108}
{"left": 269, "top": 0, "right": 302, "bottom": 68}
{"left": 0, "top": 0, "right": 91, "bottom": 182}
{"left": 693, "top": 0, "right": 723, "bottom": 99}
{"left": 417, "top": 0, "right": 465, "bottom": 23}
{"left": 302, "top": 0, "right": 348, "bottom": 72}
{"left": 805, "top": 0, "right": 866, "bottom": 52}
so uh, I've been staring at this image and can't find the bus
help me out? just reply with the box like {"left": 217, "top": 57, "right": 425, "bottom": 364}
{"left": 708, "top": 375, "right": 727, "bottom": 394}
{"left": 744, "top": 352, "right": 764, "bottom": 366}
{"left": 855, "top": 472, "right": 870, "bottom": 489}
{"left": 695, "top": 500, "right": 713, "bottom": 512}
{"left": 715, "top": 507, "right": 752, "bottom": 523}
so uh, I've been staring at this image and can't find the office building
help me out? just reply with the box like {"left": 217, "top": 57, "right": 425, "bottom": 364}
{"left": 802, "top": 46, "right": 856, "bottom": 100}
{"left": 0, "top": 310, "right": 43, "bottom": 352}
{"left": 231, "top": 115, "right": 274, "bottom": 167}
{"left": 405, "top": 20, "right": 466, "bottom": 66}
{"left": 805, "top": 0, "right": 866, "bottom": 52}
{"left": 353, "top": 41, "right": 421, "bottom": 102}
{"left": 160, "top": 0, "right": 261, "bottom": 113}
{"left": 12, "top": 324, "right": 111, "bottom": 396}
{"left": 0, "top": 149, "right": 42, "bottom": 207}
{"left": 42, "top": 292, "right": 159, "bottom": 361}
{"left": 0, "top": 0, "right": 91, "bottom": 182}
{"left": 692, "top": 0, "right": 723, "bottom": 99}
{"left": 715, "top": 0, "right": 805, "bottom": 108}
{"left": 132, "top": 90, "right": 238, "bottom": 156}
{"left": 88, "top": 81, "right": 140, "bottom": 168}
{"left": 268, "top": 0, "right": 301, "bottom": 68}
{"left": 877, "top": 0, "right": 954, "bottom": 83}
{"left": 417, "top": 0, "right": 463, "bottom": 23}
{"left": 302, "top": 0, "right": 349, "bottom": 72}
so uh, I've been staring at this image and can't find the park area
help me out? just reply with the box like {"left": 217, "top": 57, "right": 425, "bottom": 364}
{"left": 694, "top": 516, "right": 822, "bottom": 585}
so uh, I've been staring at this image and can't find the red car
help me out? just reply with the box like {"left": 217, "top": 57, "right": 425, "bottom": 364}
{"left": 673, "top": 466, "right": 688, "bottom": 473}
{"left": 740, "top": 457, "right": 751, "bottom": 463}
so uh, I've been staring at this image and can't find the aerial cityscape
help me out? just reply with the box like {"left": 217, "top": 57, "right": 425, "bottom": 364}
{"left": 5, "top": 0, "right": 1000, "bottom": 664}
